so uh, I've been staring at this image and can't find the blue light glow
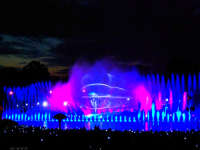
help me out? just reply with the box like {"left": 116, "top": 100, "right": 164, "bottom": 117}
{"left": 2, "top": 70, "right": 200, "bottom": 131}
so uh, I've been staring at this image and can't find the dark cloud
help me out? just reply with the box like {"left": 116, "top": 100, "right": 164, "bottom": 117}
{"left": 0, "top": 65, "right": 4, "bottom": 69}
{"left": 55, "top": 68, "right": 70, "bottom": 74}
{"left": 49, "top": 39, "right": 103, "bottom": 65}
{"left": 18, "top": 61, "right": 27, "bottom": 65}
{"left": 40, "top": 57, "right": 67, "bottom": 67}
{"left": 0, "top": 34, "right": 63, "bottom": 58}
{"left": 0, "top": 46, "right": 22, "bottom": 55}
{"left": 0, "top": 0, "right": 199, "bottom": 76}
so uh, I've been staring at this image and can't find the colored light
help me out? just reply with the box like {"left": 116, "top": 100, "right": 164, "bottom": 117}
{"left": 183, "top": 92, "right": 187, "bottom": 111}
{"left": 42, "top": 101, "right": 48, "bottom": 107}
{"left": 2, "top": 60, "right": 200, "bottom": 131}
{"left": 9, "top": 91, "right": 14, "bottom": 95}
{"left": 63, "top": 101, "right": 68, "bottom": 106}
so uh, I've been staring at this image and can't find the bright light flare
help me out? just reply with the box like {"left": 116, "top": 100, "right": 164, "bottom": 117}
{"left": 9, "top": 91, "right": 14, "bottom": 96}
{"left": 63, "top": 101, "right": 68, "bottom": 106}
{"left": 42, "top": 101, "right": 48, "bottom": 107}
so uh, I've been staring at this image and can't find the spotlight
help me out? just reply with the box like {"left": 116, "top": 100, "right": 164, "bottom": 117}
{"left": 25, "top": 103, "right": 28, "bottom": 106}
{"left": 127, "top": 97, "right": 130, "bottom": 101}
{"left": 37, "top": 102, "right": 40, "bottom": 106}
{"left": 165, "top": 98, "right": 169, "bottom": 102}
{"left": 42, "top": 101, "right": 48, "bottom": 107}
{"left": 63, "top": 101, "right": 68, "bottom": 106}
{"left": 49, "top": 90, "right": 53, "bottom": 94}
{"left": 9, "top": 91, "right": 14, "bottom": 96}
{"left": 82, "top": 89, "right": 86, "bottom": 93}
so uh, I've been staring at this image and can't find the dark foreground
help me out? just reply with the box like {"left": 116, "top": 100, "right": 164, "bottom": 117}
{"left": 0, "top": 123, "right": 200, "bottom": 150}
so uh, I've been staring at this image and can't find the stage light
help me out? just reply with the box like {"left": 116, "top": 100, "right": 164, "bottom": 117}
{"left": 9, "top": 91, "right": 14, "bottom": 96}
{"left": 25, "top": 103, "right": 28, "bottom": 106}
{"left": 16, "top": 104, "right": 19, "bottom": 107}
{"left": 166, "top": 98, "right": 169, "bottom": 102}
{"left": 49, "top": 90, "right": 53, "bottom": 94}
{"left": 127, "top": 97, "right": 130, "bottom": 101}
{"left": 63, "top": 101, "right": 68, "bottom": 106}
{"left": 82, "top": 89, "right": 86, "bottom": 93}
{"left": 42, "top": 101, "right": 48, "bottom": 107}
{"left": 37, "top": 102, "right": 40, "bottom": 106}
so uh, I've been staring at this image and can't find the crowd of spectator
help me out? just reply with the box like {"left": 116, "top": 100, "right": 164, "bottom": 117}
{"left": 0, "top": 122, "right": 200, "bottom": 150}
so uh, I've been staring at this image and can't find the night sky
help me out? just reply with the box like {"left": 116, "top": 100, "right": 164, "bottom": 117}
{"left": 0, "top": 0, "right": 200, "bottom": 76}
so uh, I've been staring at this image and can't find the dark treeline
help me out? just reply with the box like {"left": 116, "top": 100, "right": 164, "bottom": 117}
{"left": 0, "top": 61, "right": 50, "bottom": 85}
{"left": 0, "top": 122, "right": 199, "bottom": 150}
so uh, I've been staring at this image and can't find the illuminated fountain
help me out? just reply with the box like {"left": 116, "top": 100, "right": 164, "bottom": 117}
{"left": 2, "top": 60, "right": 200, "bottom": 131}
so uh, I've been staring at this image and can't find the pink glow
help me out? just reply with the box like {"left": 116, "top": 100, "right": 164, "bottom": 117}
{"left": 47, "top": 63, "right": 89, "bottom": 113}
{"left": 145, "top": 122, "right": 148, "bottom": 131}
{"left": 169, "top": 90, "right": 173, "bottom": 110}
{"left": 156, "top": 92, "right": 162, "bottom": 110}
{"left": 9, "top": 91, "right": 14, "bottom": 96}
{"left": 81, "top": 107, "right": 92, "bottom": 115}
{"left": 47, "top": 60, "right": 155, "bottom": 115}
{"left": 182, "top": 92, "right": 187, "bottom": 111}
{"left": 48, "top": 82, "right": 76, "bottom": 113}
{"left": 97, "top": 109, "right": 101, "bottom": 114}
{"left": 133, "top": 85, "right": 152, "bottom": 115}
{"left": 82, "top": 89, "right": 86, "bottom": 93}
{"left": 109, "top": 108, "right": 113, "bottom": 113}
{"left": 86, "top": 122, "right": 91, "bottom": 130}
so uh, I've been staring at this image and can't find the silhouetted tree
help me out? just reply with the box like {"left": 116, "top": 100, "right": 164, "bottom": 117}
{"left": 53, "top": 113, "right": 67, "bottom": 130}
{"left": 22, "top": 61, "right": 50, "bottom": 81}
